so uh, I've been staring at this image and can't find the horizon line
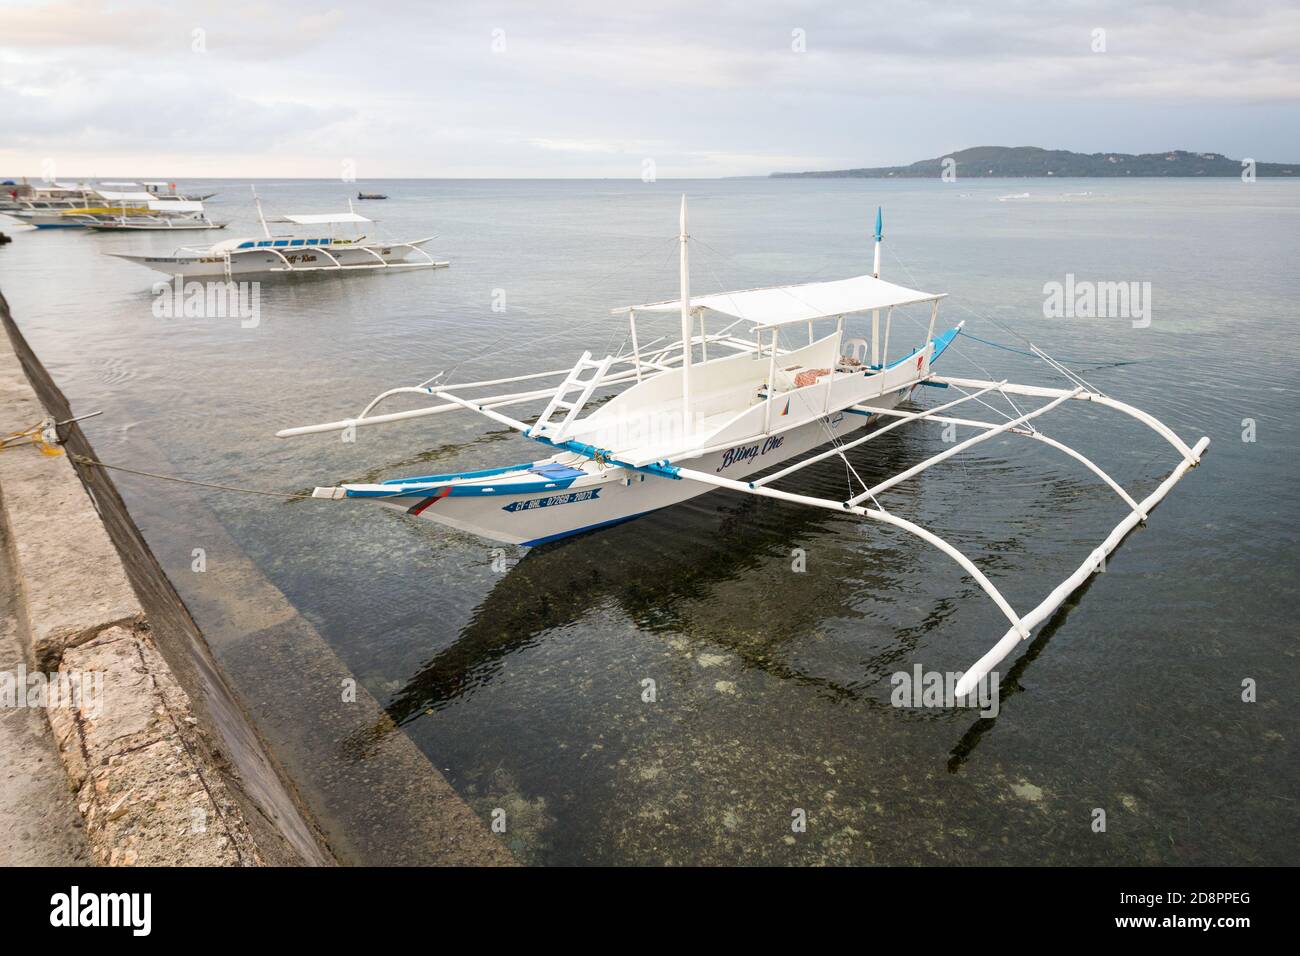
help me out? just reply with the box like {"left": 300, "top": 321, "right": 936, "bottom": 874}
{"left": 6, "top": 174, "right": 1299, "bottom": 183}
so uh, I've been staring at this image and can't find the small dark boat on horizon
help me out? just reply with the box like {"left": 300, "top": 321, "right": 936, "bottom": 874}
{"left": 357, "top": 191, "right": 388, "bottom": 200}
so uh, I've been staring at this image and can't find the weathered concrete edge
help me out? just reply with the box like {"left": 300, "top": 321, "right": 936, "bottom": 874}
{"left": 46, "top": 623, "right": 266, "bottom": 865}
{"left": 0, "top": 340, "right": 259, "bottom": 864}
{"left": 0, "top": 289, "right": 333, "bottom": 866}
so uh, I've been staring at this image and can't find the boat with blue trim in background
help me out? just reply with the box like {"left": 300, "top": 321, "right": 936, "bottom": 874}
{"left": 109, "top": 187, "right": 445, "bottom": 277}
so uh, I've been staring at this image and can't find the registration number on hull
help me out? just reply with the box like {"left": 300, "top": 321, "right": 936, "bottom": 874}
{"left": 502, "top": 489, "right": 602, "bottom": 512}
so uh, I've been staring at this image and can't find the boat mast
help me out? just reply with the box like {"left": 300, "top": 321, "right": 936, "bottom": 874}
{"left": 679, "top": 195, "right": 692, "bottom": 418}
{"left": 871, "top": 206, "right": 882, "bottom": 367}
{"left": 251, "top": 185, "right": 270, "bottom": 239}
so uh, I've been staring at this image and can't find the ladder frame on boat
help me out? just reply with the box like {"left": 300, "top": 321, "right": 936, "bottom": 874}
{"left": 526, "top": 351, "right": 616, "bottom": 442}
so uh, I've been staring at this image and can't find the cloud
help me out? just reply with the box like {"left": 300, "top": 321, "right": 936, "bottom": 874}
{"left": 2, "top": 0, "right": 345, "bottom": 58}
{"left": 2, "top": 0, "right": 1297, "bottom": 176}
{"left": 1, "top": 69, "right": 351, "bottom": 155}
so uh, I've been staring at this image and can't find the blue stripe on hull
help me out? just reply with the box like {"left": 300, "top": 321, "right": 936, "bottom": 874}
{"left": 348, "top": 473, "right": 580, "bottom": 498}
{"left": 519, "top": 506, "right": 666, "bottom": 547}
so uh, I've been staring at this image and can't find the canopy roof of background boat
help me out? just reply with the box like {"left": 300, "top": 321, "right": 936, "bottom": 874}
{"left": 616, "top": 274, "right": 945, "bottom": 329}
{"left": 282, "top": 212, "right": 370, "bottom": 225}
{"left": 94, "top": 189, "right": 155, "bottom": 202}
{"left": 148, "top": 200, "right": 203, "bottom": 212}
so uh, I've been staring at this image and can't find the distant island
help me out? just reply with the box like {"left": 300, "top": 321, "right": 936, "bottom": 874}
{"left": 773, "top": 146, "right": 1297, "bottom": 178}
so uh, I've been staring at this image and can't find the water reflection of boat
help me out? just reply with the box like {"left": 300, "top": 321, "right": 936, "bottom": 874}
{"left": 376, "top": 427, "right": 1002, "bottom": 728}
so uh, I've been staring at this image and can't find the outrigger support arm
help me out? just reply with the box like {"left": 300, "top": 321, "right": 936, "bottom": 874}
{"left": 754, "top": 380, "right": 1009, "bottom": 488}
{"left": 867, "top": 406, "right": 1148, "bottom": 518}
{"left": 932, "top": 376, "right": 1203, "bottom": 465}
{"left": 671, "top": 377, "right": 1208, "bottom": 698}
{"left": 956, "top": 434, "right": 1210, "bottom": 695}
{"left": 669, "top": 464, "right": 1032, "bottom": 640}
{"left": 845, "top": 388, "right": 1083, "bottom": 506}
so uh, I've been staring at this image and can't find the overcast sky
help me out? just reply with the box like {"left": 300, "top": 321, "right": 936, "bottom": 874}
{"left": 3, "top": 0, "right": 1298, "bottom": 178}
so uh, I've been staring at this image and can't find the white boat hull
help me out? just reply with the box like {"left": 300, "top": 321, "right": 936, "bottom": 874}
{"left": 19, "top": 211, "right": 88, "bottom": 228}
{"left": 86, "top": 220, "right": 227, "bottom": 232}
{"left": 369, "top": 400, "right": 901, "bottom": 546}
{"left": 111, "top": 241, "right": 440, "bottom": 277}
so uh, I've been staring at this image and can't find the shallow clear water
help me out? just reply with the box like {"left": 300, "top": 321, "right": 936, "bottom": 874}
{"left": 2, "top": 177, "right": 1296, "bottom": 864}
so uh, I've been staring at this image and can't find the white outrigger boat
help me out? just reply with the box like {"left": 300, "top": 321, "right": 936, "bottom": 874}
{"left": 110, "top": 190, "right": 446, "bottom": 278}
{"left": 280, "top": 199, "right": 1208, "bottom": 693}
{"left": 3, "top": 182, "right": 215, "bottom": 225}
{"left": 12, "top": 187, "right": 224, "bottom": 229}
{"left": 83, "top": 199, "right": 227, "bottom": 231}
{"left": 0, "top": 181, "right": 95, "bottom": 214}
{"left": 27, "top": 199, "right": 227, "bottom": 231}
{"left": 98, "top": 180, "right": 214, "bottom": 202}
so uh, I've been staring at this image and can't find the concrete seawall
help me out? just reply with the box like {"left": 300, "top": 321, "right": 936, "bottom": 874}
{"left": 0, "top": 289, "right": 330, "bottom": 865}
{"left": 0, "top": 288, "right": 515, "bottom": 867}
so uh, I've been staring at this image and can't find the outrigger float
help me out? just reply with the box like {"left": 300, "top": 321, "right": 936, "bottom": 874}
{"left": 280, "top": 199, "right": 1209, "bottom": 692}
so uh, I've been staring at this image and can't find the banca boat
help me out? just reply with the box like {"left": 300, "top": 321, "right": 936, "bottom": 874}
{"left": 109, "top": 191, "right": 445, "bottom": 278}
{"left": 280, "top": 199, "right": 1209, "bottom": 693}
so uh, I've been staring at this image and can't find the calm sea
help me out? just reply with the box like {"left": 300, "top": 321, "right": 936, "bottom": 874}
{"left": 1, "top": 177, "right": 1296, "bottom": 864}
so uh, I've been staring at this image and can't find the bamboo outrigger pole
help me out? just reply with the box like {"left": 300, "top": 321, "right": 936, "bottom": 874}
{"left": 251, "top": 185, "right": 271, "bottom": 239}
{"left": 871, "top": 206, "right": 882, "bottom": 367}
{"left": 679, "top": 195, "right": 692, "bottom": 420}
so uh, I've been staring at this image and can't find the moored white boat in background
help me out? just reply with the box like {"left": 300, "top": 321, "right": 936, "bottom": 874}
{"left": 96, "top": 181, "right": 214, "bottom": 202}
{"left": 0, "top": 181, "right": 95, "bottom": 213}
{"left": 82, "top": 200, "right": 227, "bottom": 231}
{"left": 109, "top": 189, "right": 445, "bottom": 277}
{"left": 8, "top": 184, "right": 225, "bottom": 229}
{"left": 1, "top": 179, "right": 213, "bottom": 216}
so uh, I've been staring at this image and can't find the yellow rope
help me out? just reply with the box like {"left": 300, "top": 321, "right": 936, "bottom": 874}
{"left": 0, "top": 421, "right": 63, "bottom": 456}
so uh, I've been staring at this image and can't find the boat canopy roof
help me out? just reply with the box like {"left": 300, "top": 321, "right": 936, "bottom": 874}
{"left": 617, "top": 274, "right": 945, "bottom": 328}
{"left": 283, "top": 212, "right": 370, "bottom": 225}
{"left": 95, "top": 189, "right": 154, "bottom": 202}
{"left": 148, "top": 199, "right": 203, "bottom": 212}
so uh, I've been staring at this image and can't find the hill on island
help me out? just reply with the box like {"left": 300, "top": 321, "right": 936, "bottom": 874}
{"left": 772, "top": 146, "right": 1297, "bottom": 178}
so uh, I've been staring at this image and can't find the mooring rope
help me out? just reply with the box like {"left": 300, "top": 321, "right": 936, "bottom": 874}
{"left": 69, "top": 454, "right": 319, "bottom": 500}
{"left": 957, "top": 330, "right": 1132, "bottom": 367}
{"left": 68, "top": 453, "right": 446, "bottom": 502}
